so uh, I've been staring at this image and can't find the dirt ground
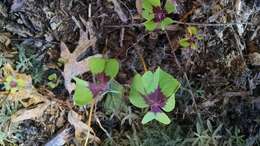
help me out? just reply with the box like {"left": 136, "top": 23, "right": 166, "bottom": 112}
{"left": 0, "top": 0, "right": 260, "bottom": 146}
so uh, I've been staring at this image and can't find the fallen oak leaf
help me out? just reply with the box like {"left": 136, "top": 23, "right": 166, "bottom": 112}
{"left": 68, "top": 110, "right": 100, "bottom": 144}
{"left": 60, "top": 20, "right": 101, "bottom": 93}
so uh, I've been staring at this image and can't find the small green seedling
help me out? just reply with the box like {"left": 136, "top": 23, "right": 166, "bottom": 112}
{"left": 142, "top": 0, "right": 176, "bottom": 31}
{"left": 73, "top": 57, "right": 120, "bottom": 106}
{"left": 57, "top": 58, "right": 66, "bottom": 67}
{"left": 179, "top": 26, "right": 203, "bottom": 49}
{"left": 47, "top": 73, "right": 60, "bottom": 89}
{"left": 129, "top": 67, "right": 180, "bottom": 124}
{"left": 4, "top": 75, "right": 25, "bottom": 93}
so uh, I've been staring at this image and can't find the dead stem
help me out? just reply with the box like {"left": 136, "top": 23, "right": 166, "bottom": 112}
{"left": 164, "top": 30, "right": 198, "bottom": 110}
{"left": 180, "top": 5, "right": 198, "bottom": 22}
{"left": 137, "top": 51, "right": 148, "bottom": 72}
{"left": 84, "top": 100, "right": 95, "bottom": 146}
{"left": 104, "top": 21, "right": 254, "bottom": 28}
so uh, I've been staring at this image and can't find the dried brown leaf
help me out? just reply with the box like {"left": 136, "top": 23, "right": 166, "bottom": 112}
{"left": 11, "top": 100, "right": 50, "bottom": 122}
{"left": 60, "top": 20, "right": 101, "bottom": 93}
{"left": 68, "top": 110, "right": 100, "bottom": 143}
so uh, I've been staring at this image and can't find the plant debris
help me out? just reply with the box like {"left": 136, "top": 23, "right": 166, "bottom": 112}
{"left": 0, "top": 0, "right": 260, "bottom": 145}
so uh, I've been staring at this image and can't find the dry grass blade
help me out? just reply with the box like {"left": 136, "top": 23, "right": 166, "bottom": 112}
{"left": 111, "top": 0, "right": 128, "bottom": 23}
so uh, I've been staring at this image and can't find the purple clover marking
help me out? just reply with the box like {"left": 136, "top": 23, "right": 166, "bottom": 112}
{"left": 89, "top": 73, "right": 110, "bottom": 97}
{"left": 10, "top": 80, "right": 18, "bottom": 88}
{"left": 144, "top": 87, "right": 166, "bottom": 112}
{"left": 189, "top": 36, "right": 197, "bottom": 44}
{"left": 153, "top": 6, "right": 167, "bottom": 22}
{"left": 129, "top": 68, "right": 180, "bottom": 124}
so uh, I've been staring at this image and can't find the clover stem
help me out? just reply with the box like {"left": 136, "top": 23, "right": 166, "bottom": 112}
{"left": 84, "top": 99, "right": 95, "bottom": 146}
{"left": 164, "top": 30, "right": 197, "bottom": 110}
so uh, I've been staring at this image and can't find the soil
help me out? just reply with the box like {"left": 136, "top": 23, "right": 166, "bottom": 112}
{"left": 0, "top": 0, "right": 260, "bottom": 146}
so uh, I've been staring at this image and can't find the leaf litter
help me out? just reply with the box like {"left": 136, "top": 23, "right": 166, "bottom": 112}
{"left": 60, "top": 19, "right": 101, "bottom": 94}
{"left": 0, "top": 0, "right": 260, "bottom": 145}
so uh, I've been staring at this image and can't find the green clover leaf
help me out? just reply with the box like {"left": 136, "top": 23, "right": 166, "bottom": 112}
{"left": 188, "top": 26, "right": 198, "bottom": 35}
{"left": 160, "top": 17, "right": 174, "bottom": 30}
{"left": 143, "top": 0, "right": 153, "bottom": 10}
{"left": 73, "top": 77, "right": 93, "bottom": 106}
{"left": 144, "top": 20, "right": 157, "bottom": 31}
{"left": 142, "top": 112, "right": 156, "bottom": 124}
{"left": 104, "top": 59, "right": 120, "bottom": 78}
{"left": 131, "top": 74, "right": 146, "bottom": 95}
{"left": 89, "top": 57, "right": 106, "bottom": 75}
{"left": 155, "top": 112, "right": 171, "bottom": 124}
{"left": 165, "top": 0, "right": 176, "bottom": 14}
{"left": 142, "top": 10, "right": 155, "bottom": 20}
{"left": 142, "top": 71, "right": 158, "bottom": 94}
{"left": 158, "top": 68, "right": 180, "bottom": 97}
{"left": 148, "top": 0, "right": 160, "bottom": 7}
{"left": 179, "top": 38, "right": 190, "bottom": 48}
{"left": 129, "top": 88, "right": 149, "bottom": 108}
{"left": 129, "top": 74, "right": 148, "bottom": 108}
{"left": 162, "top": 94, "right": 176, "bottom": 112}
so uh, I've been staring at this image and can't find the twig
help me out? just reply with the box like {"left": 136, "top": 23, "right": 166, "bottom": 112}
{"left": 137, "top": 51, "right": 148, "bottom": 72}
{"left": 45, "top": 127, "right": 73, "bottom": 146}
{"left": 95, "top": 115, "right": 112, "bottom": 139}
{"left": 120, "top": 28, "right": 125, "bottom": 48}
{"left": 173, "top": 21, "right": 253, "bottom": 26}
{"left": 180, "top": 5, "right": 198, "bottom": 22}
{"left": 164, "top": 31, "right": 197, "bottom": 109}
{"left": 104, "top": 21, "right": 254, "bottom": 28}
{"left": 84, "top": 100, "right": 95, "bottom": 146}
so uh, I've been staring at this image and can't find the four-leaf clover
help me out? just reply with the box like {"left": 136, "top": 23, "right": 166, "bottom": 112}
{"left": 73, "top": 57, "right": 120, "bottom": 106}
{"left": 4, "top": 75, "right": 25, "bottom": 93}
{"left": 142, "top": 0, "right": 176, "bottom": 31}
{"left": 179, "top": 26, "right": 203, "bottom": 49}
{"left": 129, "top": 67, "right": 180, "bottom": 124}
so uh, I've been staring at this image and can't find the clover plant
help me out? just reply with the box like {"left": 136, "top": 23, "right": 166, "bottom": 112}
{"left": 73, "top": 57, "right": 120, "bottom": 106}
{"left": 4, "top": 75, "right": 25, "bottom": 93}
{"left": 129, "top": 67, "right": 180, "bottom": 124}
{"left": 142, "top": 0, "right": 176, "bottom": 31}
{"left": 179, "top": 26, "right": 203, "bottom": 49}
